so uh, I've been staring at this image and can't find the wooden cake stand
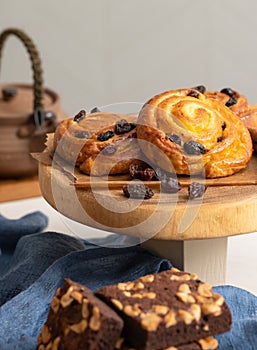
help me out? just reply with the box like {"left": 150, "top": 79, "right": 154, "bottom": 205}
{"left": 38, "top": 157, "right": 257, "bottom": 286}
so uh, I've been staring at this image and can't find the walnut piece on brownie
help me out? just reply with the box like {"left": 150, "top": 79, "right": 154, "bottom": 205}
{"left": 96, "top": 268, "right": 232, "bottom": 350}
{"left": 36, "top": 278, "right": 123, "bottom": 350}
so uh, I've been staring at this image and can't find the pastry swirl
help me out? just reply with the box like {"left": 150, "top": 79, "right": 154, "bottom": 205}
{"left": 240, "top": 104, "right": 257, "bottom": 152}
{"left": 192, "top": 85, "right": 250, "bottom": 116}
{"left": 53, "top": 111, "right": 144, "bottom": 176}
{"left": 137, "top": 89, "right": 253, "bottom": 178}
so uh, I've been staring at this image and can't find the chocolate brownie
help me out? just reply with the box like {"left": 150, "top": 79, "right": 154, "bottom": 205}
{"left": 37, "top": 278, "right": 124, "bottom": 350}
{"left": 96, "top": 268, "right": 231, "bottom": 350}
{"left": 115, "top": 336, "right": 218, "bottom": 350}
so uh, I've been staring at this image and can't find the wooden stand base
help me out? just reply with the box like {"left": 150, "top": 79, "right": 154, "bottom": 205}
{"left": 141, "top": 237, "right": 228, "bottom": 286}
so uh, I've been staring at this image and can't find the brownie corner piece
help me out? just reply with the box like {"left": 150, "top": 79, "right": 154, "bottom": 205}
{"left": 37, "top": 278, "right": 123, "bottom": 350}
{"left": 95, "top": 268, "right": 231, "bottom": 350}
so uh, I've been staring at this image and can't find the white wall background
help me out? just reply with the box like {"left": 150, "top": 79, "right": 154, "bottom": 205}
{"left": 1, "top": 0, "right": 257, "bottom": 116}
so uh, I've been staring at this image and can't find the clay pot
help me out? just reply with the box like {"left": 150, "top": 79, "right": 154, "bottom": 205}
{"left": 0, "top": 28, "right": 66, "bottom": 178}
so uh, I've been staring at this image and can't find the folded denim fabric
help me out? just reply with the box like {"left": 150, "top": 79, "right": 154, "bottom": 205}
{"left": 0, "top": 212, "right": 256, "bottom": 350}
{"left": 0, "top": 211, "right": 48, "bottom": 252}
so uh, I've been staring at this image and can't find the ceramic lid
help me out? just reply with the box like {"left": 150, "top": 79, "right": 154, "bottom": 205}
{"left": 0, "top": 83, "right": 61, "bottom": 126}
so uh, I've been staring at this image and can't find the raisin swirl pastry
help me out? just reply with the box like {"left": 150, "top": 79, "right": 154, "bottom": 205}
{"left": 240, "top": 104, "right": 257, "bottom": 151}
{"left": 192, "top": 85, "right": 250, "bottom": 116}
{"left": 53, "top": 110, "right": 144, "bottom": 176}
{"left": 136, "top": 89, "right": 252, "bottom": 178}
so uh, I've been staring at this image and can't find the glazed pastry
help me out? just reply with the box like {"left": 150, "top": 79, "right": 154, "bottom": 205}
{"left": 136, "top": 88, "right": 252, "bottom": 178}
{"left": 53, "top": 110, "right": 144, "bottom": 176}
{"left": 240, "top": 104, "right": 257, "bottom": 151}
{"left": 192, "top": 85, "right": 250, "bottom": 116}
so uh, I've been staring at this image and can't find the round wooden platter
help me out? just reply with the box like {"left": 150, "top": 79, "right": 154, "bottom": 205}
{"left": 38, "top": 158, "right": 257, "bottom": 241}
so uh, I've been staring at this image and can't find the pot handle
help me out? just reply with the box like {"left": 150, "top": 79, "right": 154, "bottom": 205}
{"left": 0, "top": 28, "right": 45, "bottom": 128}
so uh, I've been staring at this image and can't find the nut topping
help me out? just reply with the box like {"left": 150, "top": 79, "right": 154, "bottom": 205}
{"left": 213, "top": 293, "right": 224, "bottom": 306}
{"left": 125, "top": 282, "right": 135, "bottom": 290}
{"left": 71, "top": 291, "right": 83, "bottom": 304}
{"left": 69, "top": 319, "right": 88, "bottom": 334}
{"left": 115, "top": 337, "right": 125, "bottom": 349}
{"left": 153, "top": 305, "right": 169, "bottom": 315}
{"left": 178, "top": 283, "right": 191, "bottom": 294}
{"left": 55, "top": 287, "right": 61, "bottom": 297}
{"left": 198, "top": 283, "right": 213, "bottom": 297}
{"left": 64, "top": 327, "right": 70, "bottom": 336}
{"left": 203, "top": 324, "right": 209, "bottom": 331}
{"left": 134, "top": 282, "right": 145, "bottom": 290}
{"left": 111, "top": 298, "right": 123, "bottom": 310}
{"left": 131, "top": 293, "right": 143, "bottom": 299}
{"left": 201, "top": 303, "right": 222, "bottom": 316}
{"left": 176, "top": 292, "right": 195, "bottom": 304}
{"left": 178, "top": 309, "right": 194, "bottom": 325}
{"left": 50, "top": 296, "right": 60, "bottom": 314}
{"left": 144, "top": 292, "right": 156, "bottom": 299}
{"left": 198, "top": 336, "right": 218, "bottom": 350}
{"left": 171, "top": 267, "right": 181, "bottom": 273}
{"left": 117, "top": 283, "right": 127, "bottom": 290}
{"left": 52, "top": 336, "right": 61, "bottom": 350}
{"left": 81, "top": 299, "right": 89, "bottom": 319}
{"left": 140, "top": 313, "right": 162, "bottom": 331}
{"left": 170, "top": 274, "right": 191, "bottom": 281}
{"left": 89, "top": 306, "right": 101, "bottom": 331}
{"left": 124, "top": 304, "right": 141, "bottom": 317}
{"left": 164, "top": 310, "right": 177, "bottom": 327}
{"left": 60, "top": 286, "right": 74, "bottom": 308}
{"left": 190, "top": 273, "right": 199, "bottom": 280}
{"left": 190, "top": 304, "right": 201, "bottom": 322}
{"left": 41, "top": 325, "right": 51, "bottom": 344}
{"left": 45, "top": 342, "right": 52, "bottom": 350}
{"left": 140, "top": 274, "right": 155, "bottom": 283}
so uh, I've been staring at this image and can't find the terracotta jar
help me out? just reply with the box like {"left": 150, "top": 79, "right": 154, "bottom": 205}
{"left": 0, "top": 28, "right": 66, "bottom": 178}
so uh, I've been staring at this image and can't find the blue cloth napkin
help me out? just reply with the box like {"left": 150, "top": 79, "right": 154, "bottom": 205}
{"left": 0, "top": 212, "right": 256, "bottom": 349}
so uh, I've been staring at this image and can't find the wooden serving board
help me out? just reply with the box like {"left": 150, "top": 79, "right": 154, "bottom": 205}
{"left": 38, "top": 155, "right": 257, "bottom": 241}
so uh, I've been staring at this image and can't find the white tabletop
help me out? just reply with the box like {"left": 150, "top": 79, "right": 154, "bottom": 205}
{"left": 0, "top": 196, "right": 256, "bottom": 296}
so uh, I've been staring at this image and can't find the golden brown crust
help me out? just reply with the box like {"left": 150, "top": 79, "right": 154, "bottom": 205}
{"left": 53, "top": 112, "right": 144, "bottom": 176}
{"left": 204, "top": 90, "right": 250, "bottom": 116}
{"left": 239, "top": 104, "right": 257, "bottom": 144}
{"left": 137, "top": 89, "right": 253, "bottom": 178}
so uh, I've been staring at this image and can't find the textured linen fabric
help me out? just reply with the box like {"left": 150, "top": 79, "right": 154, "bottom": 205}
{"left": 0, "top": 212, "right": 256, "bottom": 350}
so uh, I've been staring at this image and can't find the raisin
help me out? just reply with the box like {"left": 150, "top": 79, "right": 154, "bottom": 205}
{"left": 129, "top": 164, "right": 156, "bottom": 181}
{"left": 2, "top": 87, "right": 17, "bottom": 100}
{"left": 123, "top": 183, "right": 154, "bottom": 199}
{"left": 188, "top": 182, "right": 206, "bottom": 199}
{"left": 183, "top": 140, "right": 207, "bottom": 155}
{"left": 74, "top": 132, "right": 89, "bottom": 139}
{"left": 222, "top": 121, "right": 226, "bottom": 130}
{"left": 217, "top": 136, "right": 223, "bottom": 142}
{"left": 220, "top": 87, "right": 235, "bottom": 97}
{"left": 115, "top": 119, "right": 136, "bottom": 135}
{"left": 191, "top": 85, "right": 206, "bottom": 94}
{"left": 161, "top": 177, "right": 182, "bottom": 193}
{"left": 102, "top": 144, "right": 117, "bottom": 155}
{"left": 73, "top": 110, "right": 86, "bottom": 122}
{"left": 187, "top": 90, "right": 200, "bottom": 98}
{"left": 169, "top": 134, "right": 182, "bottom": 145}
{"left": 225, "top": 97, "right": 237, "bottom": 107}
{"left": 97, "top": 130, "right": 115, "bottom": 141}
{"left": 90, "top": 107, "right": 101, "bottom": 113}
